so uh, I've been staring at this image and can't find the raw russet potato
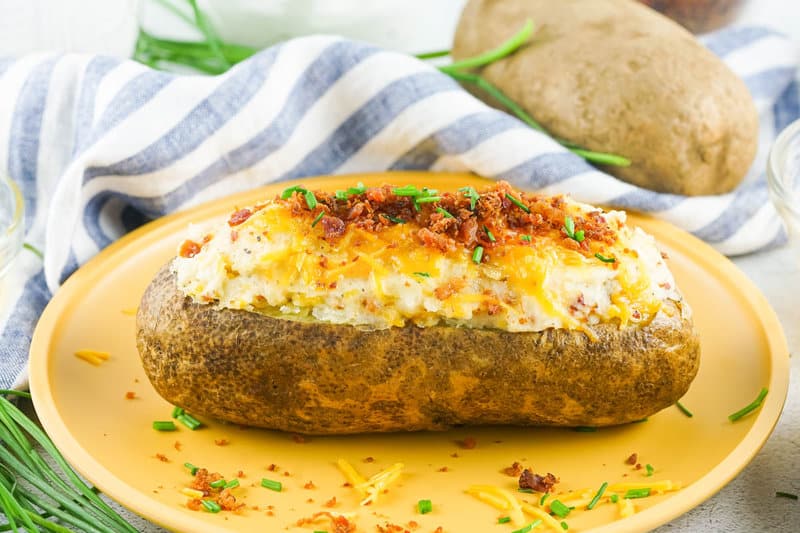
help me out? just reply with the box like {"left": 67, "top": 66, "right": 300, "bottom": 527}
{"left": 452, "top": 0, "right": 759, "bottom": 196}
{"left": 136, "top": 182, "right": 700, "bottom": 434}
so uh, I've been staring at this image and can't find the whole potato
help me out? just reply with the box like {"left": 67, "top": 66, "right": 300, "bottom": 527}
{"left": 452, "top": 0, "right": 758, "bottom": 196}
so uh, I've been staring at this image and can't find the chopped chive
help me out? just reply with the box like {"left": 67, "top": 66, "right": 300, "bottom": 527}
{"left": 517, "top": 488, "right": 534, "bottom": 493}
{"left": 675, "top": 400, "right": 694, "bottom": 418}
{"left": 587, "top": 482, "right": 608, "bottom": 510}
{"left": 540, "top": 493, "right": 549, "bottom": 506}
{"left": 417, "top": 499, "right": 432, "bottom": 514}
{"left": 225, "top": 479, "right": 240, "bottom": 489}
{"left": 610, "top": 494, "right": 619, "bottom": 503}
{"left": 776, "top": 491, "right": 798, "bottom": 500}
{"left": 574, "top": 230, "right": 585, "bottom": 242}
{"left": 413, "top": 272, "right": 431, "bottom": 278}
{"left": 209, "top": 479, "right": 226, "bottom": 489}
{"left": 521, "top": 235, "right": 531, "bottom": 242}
{"left": 511, "top": 520, "right": 542, "bottom": 533}
{"left": 624, "top": 488, "right": 651, "bottom": 499}
{"left": 498, "top": 516, "right": 511, "bottom": 524}
{"left": 436, "top": 207, "right": 454, "bottom": 218}
{"left": 385, "top": 214, "right": 406, "bottom": 224}
{"left": 645, "top": 464, "right": 655, "bottom": 477}
{"left": 311, "top": 211, "right": 325, "bottom": 227}
{"left": 422, "top": 187, "right": 438, "bottom": 195}
{"left": 632, "top": 418, "right": 648, "bottom": 424}
{"left": 303, "top": 189, "right": 317, "bottom": 210}
{"left": 459, "top": 186, "right": 479, "bottom": 210}
{"left": 313, "top": 531, "right": 328, "bottom": 533}
{"left": 176, "top": 413, "right": 202, "bottom": 430}
{"left": 184, "top": 462, "right": 199, "bottom": 475}
{"left": 261, "top": 478, "right": 282, "bottom": 492}
{"left": 171, "top": 406, "right": 185, "bottom": 418}
{"left": 201, "top": 500, "right": 221, "bottom": 513}
{"left": 484, "top": 226, "right": 496, "bottom": 242}
{"left": 505, "top": 193, "right": 530, "bottom": 213}
{"left": 595, "top": 253, "right": 615, "bottom": 263}
{"left": 573, "top": 426, "right": 597, "bottom": 432}
{"left": 549, "top": 499, "right": 571, "bottom": 518}
{"left": 728, "top": 388, "right": 768, "bottom": 422}
{"left": 472, "top": 246, "right": 484, "bottom": 264}
{"left": 393, "top": 185, "right": 421, "bottom": 196}
{"left": 347, "top": 182, "right": 366, "bottom": 196}
{"left": 565, "top": 216, "right": 575, "bottom": 236}
{"left": 334, "top": 190, "right": 348, "bottom": 200}
{"left": 415, "top": 196, "right": 442, "bottom": 204}
{"left": 152, "top": 421, "right": 176, "bottom": 432}
{"left": 561, "top": 521, "right": 569, "bottom": 530}
{"left": 280, "top": 185, "right": 304, "bottom": 199}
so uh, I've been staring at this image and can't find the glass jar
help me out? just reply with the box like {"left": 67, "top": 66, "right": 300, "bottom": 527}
{"left": 0, "top": 175, "right": 24, "bottom": 279}
{"left": 767, "top": 118, "right": 800, "bottom": 256}
{"left": 638, "top": 0, "right": 747, "bottom": 34}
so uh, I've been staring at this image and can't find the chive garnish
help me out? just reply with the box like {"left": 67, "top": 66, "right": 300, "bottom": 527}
{"left": 152, "top": 421, "right": 176, "bottom": 431}
{"left": 517, "top": 488, "right": 534, "bottom": 493}
{"left": 334, "top": 190, "right": 348, "bottom": 200}
{"left": 171, "top": 406, "right": 185, "bottom": 418}
{"left": 624, "top": 488, "right": 651, "bottom": 499}
{"left": 573, "top": 426, "right": 597, "bottom": 432}
{"left": 392, "top": 185, "right": 421, "bottom": 196}
{"left": 610, "top": 494, "right": 619, "bottom": 503}
{"left": 472, "top": 246, "right": 484, "bottom": 264}
{"left": 280, "top": 185, "right": 304, "bottom": 199}
{"left": 484, "top": 226, "right": 496, "bottom": 242}
{"left": 728, "top": 387, "right": 768, "bottom": 422}
{"left": 436, "top": 207, "right": 454, "bottom": 218}
{"left": 587, "top": 482, "right": 608, "bottom": 510}
{"left": 561, "top": 522, "right": 569, "bottom": 531}
{"left": 511, "top": 520, "right": 542, "bottom": 533}
{"left": 595, "top": 253, "right": 615, "bottom": 263}
{"left": 261, "top": 478, "right": 282, "bottom": 492}
{"left": 645, "top": 464, "right": 655, "bottom": 477}
{"left": 776, "top": 491, "right": 799, "bottom": 500}
{"left": 563, "top": 216, "right": 585, "bottom": 242}
{"left": 201, "top": 500, "right": 221, "bottom": 513}
{"left": 225, "top": 479, "right": 240, "bottom": 489}
{"left": 417, "top": 499, "right": 432, "bottom": 514}
{"left": 675, "top": 400, "right": 694, "bottom": 418}
{"left": 176, "top": 413, "right": 202, "bottom": 430}
{"left": 415, "top": 196, "right": 442, "bottom": 204}
{"left": 311, "top": 211, "right": 325, "bottom": 227}
{"left": 459, "top": 186, "right": 479, "bottom": 210}
{"left": 184, "top": 462, "right": 199, "bottom": 475}
{"left": 521, "top": 235, "right": 531, "bottom": 242}
{"left": 303, "top": 189, "right": 317, "bottom": 210}
{"left": 498, "top": 516, "right": 511, "bottom": 524}
{"left": 209, "top": 479, "right": 226, "bottom": 489}
{"left": 539, "top": 493, "right": 549, "bottom": 506}
{"left": 549, "top": 500, "right": 571, "bottom": 518}
{"left": 385, "top": 214, "right": 406, "bottom": 224}
{"left": 413, "top": 272, "right": 431, "bottom": 278}
{"left": 505, "top": 193, "right": 530, "bottom": 213}
{"left": 347, "top": 182, "right": 366, "bottom": 196}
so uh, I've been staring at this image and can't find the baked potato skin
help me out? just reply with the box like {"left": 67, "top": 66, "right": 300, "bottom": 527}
{"left": 452, "top": 0, "right": 758, "bottom": 196}
{"left": 137, "top": 264, "right": 700, "bottom": 434}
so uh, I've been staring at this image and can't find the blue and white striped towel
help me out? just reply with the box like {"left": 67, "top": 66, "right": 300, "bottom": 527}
{"left": 1, "top": 27, "right": 799, "bottom": 389}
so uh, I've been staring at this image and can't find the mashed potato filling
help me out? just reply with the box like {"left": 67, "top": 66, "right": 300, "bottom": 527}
{"left": 173, "top": 185, "right": 682, "bottom": 333}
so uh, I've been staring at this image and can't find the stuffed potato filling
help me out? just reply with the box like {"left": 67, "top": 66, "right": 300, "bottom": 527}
{"left": 173, "top": 182, "right": 683, "bottom": 333}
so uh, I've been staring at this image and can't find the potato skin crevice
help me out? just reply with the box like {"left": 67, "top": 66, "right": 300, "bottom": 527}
{"left": 136, "top": 264, "right": 700, "bottom": 434}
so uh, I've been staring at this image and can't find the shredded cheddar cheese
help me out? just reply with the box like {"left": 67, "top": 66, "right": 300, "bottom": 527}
{"left": 74, "top": 350, "right": 110, "bottom": 366}
{"left": 337, "top": 459, "right": 404, "bottom": 506}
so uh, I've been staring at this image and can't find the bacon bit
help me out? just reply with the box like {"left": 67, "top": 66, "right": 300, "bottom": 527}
{"left": 626, "top": 453, "right": 638, "bottom": 465}
{"left": 519, "top": 469, "right": 559, "bottom": 493}
{"left": 251, "top": 505, "right": 260, "bottom": 511}
{"left": 343, "top": 482, "right": 353, "bottom": 488}
{"left": 363, "top": 456, "right": 375, "bottom": 463}
{"left": 292, "top": 434, "right": 307, "bottom": 444}
{"left": 228, "top": 208, "right": 252, "bottom": 227}
{"left": 433, "top": 278, "right": 466, "bottom": 300}
{"left": 267, "top": 464, "right": 279, "bottom": 472}
{"left": 324, "top": 496, "right": 337, "bottom": 508}
{"left": 179, "top": 239, "right": 201, "bottom": 258}
{"left": 437, "top": 466, "right": 449, "bottom": 472}
{"left": 283, "top": 471, "right": 291, "bottom": 477}
{"left": 631, "top": 310, "right": 642, "bottom": 320}
{"left": 503, "top": 462, "right": 524, "bottom": 477}
{"left": 407, "top": 521, "right": 419, "bottom": 530}
{"left": 418, "top": 228, "right": 455, "bottom": 253}
{"left": 661, "top": 251, "right": 670, "bottom": 260}
{"left": 202, "top": 234, "right": 213, "bottom": 244}
{"left": 214, "top": 439, "right": 229, "bottom": 446}
{"left": 635, "top": 463, "right": 643, "bottom": 470}
{"left": 236, "top": 470, "right": 245, "bottom": 478}
{"left": 659, "top": 282, "right": 672, "bottom": 290}
{"left": 304, "top": 481, "right": 316, "bottom": 490}
{"left": 434, "top": 528, "right": 444, "bottom": 533}
{"left": 230, "top": 230, "right": 238, "bottom": 242}
{"left": 321, "top": 216, "right": 346, "bottom": 241}
{"left": 376, "top": 523, "right": 407, "bottom": 533}
{"left": 296, "top": 511, "right": 356, "bottom": 533}
{"left": 187, "top": 498, "right": 202, "bottom": 511}
{"left": 124, "top": 391, "right": 136, "bottom": 400}
{"left": 306, "top": 498, "right": 315, "bottom": 504}
{"left": 450, "top": 453, "right": 460, "bottom": 458}
{"left": 155, "top": 453, "right": 169, "bottom": 463}
{"left": 266, "top": 510, "right": 274, "bottom": 516}
{"left": 459, "top": 437, "right": 477, "bottom": 450}
{"left": 174, "top": 441, "right": 182, "bottom": 451}
{"left": 267, "top": 505, "right": 274, "bottom": 510}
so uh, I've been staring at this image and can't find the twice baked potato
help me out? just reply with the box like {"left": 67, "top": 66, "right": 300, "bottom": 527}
{"left": 136, "top": 181, "right": 700, "bottom": 434}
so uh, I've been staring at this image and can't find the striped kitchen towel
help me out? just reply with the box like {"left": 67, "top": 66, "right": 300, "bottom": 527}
{"left": 1, "top": 27, "right": 799, "bottom": 389}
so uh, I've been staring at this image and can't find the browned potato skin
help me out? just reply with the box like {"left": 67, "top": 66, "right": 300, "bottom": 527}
{"left": 452, "top": 0, "right": 758, "bottom": 196}
{"left": 137, "top": 264, "right": 700, "bottom": 435}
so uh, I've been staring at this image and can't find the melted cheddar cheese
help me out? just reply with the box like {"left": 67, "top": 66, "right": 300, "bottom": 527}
{"left": 173, "top": 188, "right": 683, "bottom": 334}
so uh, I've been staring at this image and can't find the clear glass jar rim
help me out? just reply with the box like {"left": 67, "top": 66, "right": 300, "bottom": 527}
{"left": 2, "top": 175, "right": 24, "bottom": 237}
{"left": 767, "top": 117, "right": 800, "bottom": 219}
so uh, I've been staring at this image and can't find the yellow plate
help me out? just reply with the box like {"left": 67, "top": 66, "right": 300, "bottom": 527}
{"left": 29, "top": 172, "right": 789, "bottom": 533}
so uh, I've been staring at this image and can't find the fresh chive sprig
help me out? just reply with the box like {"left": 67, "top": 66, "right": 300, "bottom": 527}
{"left": 728, "top": 388, "right": 768, "bottom": 422}
{"left": 586, "top": 481, "right": 608, "bottom": 510}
